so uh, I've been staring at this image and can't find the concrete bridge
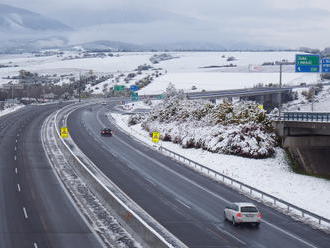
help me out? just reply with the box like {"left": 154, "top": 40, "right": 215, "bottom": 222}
{"left": 187, "top": 87, "right": 292, "bottom": 109}
{"left": 273, "top": 112, "right": 330, "bottom": 178}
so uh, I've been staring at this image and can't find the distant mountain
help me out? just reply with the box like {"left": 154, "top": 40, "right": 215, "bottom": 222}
{"left": 75, "top": 40, "right": 145, "bottom": 52}
{"left": 51, "top": 7, "right": 196, "bottom": 28}
{"left": 0, "top": 36, "right": 69, "bottom": 54}
{"left": 146, "top": 41, "right": 226, "bottom": 51}
{"left": 0, "top": 4, "right": 72, "bottom": 32}
{"left": 73, "top": 40, "right": 271, "bottom": 52}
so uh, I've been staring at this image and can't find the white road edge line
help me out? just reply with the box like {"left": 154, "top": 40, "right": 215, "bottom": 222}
{"left": 41, "top": 110, "right": 108, "bottom": 248}
{"left": 17, "top": 184, "right": 21, "bottom": 192}
{"left": 262, "top": 220, "right": 318, "bottom": 248}
{"left": 215, "top": 226, "right": 247, "bottom": 246}
{"left": 23, "top": 207, "right": 28, "bottom": 219}
{"left": 59, "top": 105, "right": 181, "bottom": 248}
{"left": 175, "top": 198, "right": 191, "bottom": 209}
{"left": 98, "top": 109, "right": 319, "bottom": 248}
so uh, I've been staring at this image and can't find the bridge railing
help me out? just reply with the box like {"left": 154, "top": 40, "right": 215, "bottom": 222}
{"left": 281, "top": 112, "right": 330, "bottom": 122}
{"left": 159, "top": 146, "right": 330, "bottom": 228}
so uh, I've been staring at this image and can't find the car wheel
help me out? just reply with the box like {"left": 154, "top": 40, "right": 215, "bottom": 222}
{"left": 255, "top": 222, "right": 260, "bottom": 228}
{"left": 224, "top": 212, "right": 227, "bottom": 221}
{"left": 232, "top": 217, "right": 238, "bottom": 226}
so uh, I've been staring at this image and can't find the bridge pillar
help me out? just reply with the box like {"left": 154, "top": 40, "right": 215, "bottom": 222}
{"left": 271, "top": 93, "right": 281, "bottom": 107}
{"left": 273, "top": 120, "right": 330, "bottom": 178}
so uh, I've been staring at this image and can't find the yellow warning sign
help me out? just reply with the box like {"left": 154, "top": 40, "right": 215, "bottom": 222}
{"left": 60, "top": 127, "right": 69, "bottom": 138}
{"left": 152, "top": 132, "right": 160, "bottom": 143}
{"left": 258, "top": 105, "right": 264, "bottom": 110}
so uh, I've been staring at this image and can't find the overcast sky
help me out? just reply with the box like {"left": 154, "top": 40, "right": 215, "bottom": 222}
{"left": 2, "top": 0, "right": 330, "bottom": 48}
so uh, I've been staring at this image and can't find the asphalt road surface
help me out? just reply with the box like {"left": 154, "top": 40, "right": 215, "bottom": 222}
{"left": 67, "top": 102, "right": 330, "bottom": 248}
{"left": 0, "top": 104, "right": 103, "bottom": 248}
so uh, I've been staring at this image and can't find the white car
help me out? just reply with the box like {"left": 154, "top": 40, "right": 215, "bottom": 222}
{"left": 224, "top": 202, "right": 262, "bottom": 227}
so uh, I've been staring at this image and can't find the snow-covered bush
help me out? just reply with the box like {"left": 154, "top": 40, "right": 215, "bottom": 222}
{"left": 129, "top": 85, "right": 278, "bottom": 158}
{"left": 128, "top": 114, "right": 147, "bottom": 126}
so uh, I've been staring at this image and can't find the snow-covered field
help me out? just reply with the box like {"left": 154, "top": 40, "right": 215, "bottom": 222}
{"left": 0, "top": 51, "right": 321, "bottom": 95}
{"left": 139, "top": 72, "right": 317, "bottom": 94}
{"left": 110, "top": 101, "right": 330, "bottom": 220}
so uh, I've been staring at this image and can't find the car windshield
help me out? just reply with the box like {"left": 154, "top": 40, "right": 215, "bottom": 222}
{"left": 241, "top": 206, "right": 258, "bottom": 213}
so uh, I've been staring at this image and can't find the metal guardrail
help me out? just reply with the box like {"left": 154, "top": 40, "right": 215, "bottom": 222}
{"left": 54, "top": 103, "right": 186, "bottom": 248}
{"left": 159, "top": 146, "right": 330, "bottom": 227}
{"left": 282, "top": 112, "right": 330, "bottom": 122}
{"left": 187, "top": 87, "right": 292, "bottom": 99}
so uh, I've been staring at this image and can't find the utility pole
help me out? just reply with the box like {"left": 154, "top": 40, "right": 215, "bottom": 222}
{"left": 278, "top": 62, "right": 283, "bottom": 119}
{"left": 11, "top": 84, "right": 15, "bottom": 106}
{"left": 79, "top": 73, "right": 82, "bottom": 102}
{"left": 311, "top": 87, "right": 315, "bottom": 112}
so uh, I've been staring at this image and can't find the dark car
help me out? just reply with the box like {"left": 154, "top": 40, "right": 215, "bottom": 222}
{"left": 100, "top": 128, "right": 113, "bottom": 136}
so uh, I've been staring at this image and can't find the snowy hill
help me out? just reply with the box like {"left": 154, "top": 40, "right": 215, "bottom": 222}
{"left": 0, "top": 4, "right": 71, "bottom": 32}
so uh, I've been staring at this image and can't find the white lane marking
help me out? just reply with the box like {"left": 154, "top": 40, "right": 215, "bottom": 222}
{"left": 17, "top": 133, "right": 19, "bottom": 137}
{"left": 17, "top": 184, "right": 21, "bottom": 192}
{"left": 23, "top": 207, "right": 28, "bottom": 219}
{"left": 215, "top": 226, "right": 247, "bottom": 246}
{"left": 262, "top": 220, "right": 318, "bottom": 248}
{"left": 95, "top": 112, "right": 319, "bottom": 248}
{"left": 15, "top": 139, "right": 17, "bottom": 143}
{"left": 33, "top": 242, "right": 38, "bottom": 248}
{"left": 14, "top": 155, "right": 17, "bottom": 161}
{"left": 14, "top": 168, "right": 18, "bottom": 174}
{"left": 14, "top": 146, "right": 17, "bottom": 151}
{"left": 145, "top": 177, "right": 156, "bottom": 186}
{"left": 176, "top": 198, "right": 191, "bottom": 209}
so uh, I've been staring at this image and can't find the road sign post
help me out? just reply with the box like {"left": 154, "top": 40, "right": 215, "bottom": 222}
{"left": 295, "top": 54, "right": 320, "bottom": 73}
{"left": 60, "top": 127, "right": 69, "bottom": 138}
{"left": 152, "top": 132, "right": 160, "bottom": 143}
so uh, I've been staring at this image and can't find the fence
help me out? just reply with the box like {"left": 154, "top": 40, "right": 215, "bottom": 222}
{"left": 282, "top": 112, "right": 330, "bottom": 122}
{"left": 159, "top": 146, "right": 330, "bottom": 227}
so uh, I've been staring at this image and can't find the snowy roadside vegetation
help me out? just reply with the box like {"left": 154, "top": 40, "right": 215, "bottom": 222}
{"left": 0, "top": 103, "right": 24, "bottom": 118}
{"left": 129, "top": 84, "right": 278, "bottom": 159}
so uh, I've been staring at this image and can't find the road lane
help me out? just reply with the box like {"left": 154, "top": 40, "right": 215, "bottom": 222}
{"left": 67, "top": 103, "right": 330, "bottom": 248}
{"left": 0, "top": 104, "right": 104, "bottom": 248}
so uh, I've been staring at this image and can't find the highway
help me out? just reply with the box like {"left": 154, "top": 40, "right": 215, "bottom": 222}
{"left": 0, "top": 104, "right": 103, "bottom": 248}
{"left": 67, "top": 101, "right": 330, "bottom": 248}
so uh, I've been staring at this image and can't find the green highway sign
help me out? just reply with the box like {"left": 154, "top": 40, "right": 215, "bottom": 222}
{"left": 295, "top": 54, "right": 320, "bottom": 73}
{"left": 114, "top": 85, "right": 126, "bottom": 91}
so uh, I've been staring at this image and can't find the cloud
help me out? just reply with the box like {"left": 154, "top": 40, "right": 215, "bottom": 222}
{"left": 1, "top": 0, "right": 330, "bottom": 48}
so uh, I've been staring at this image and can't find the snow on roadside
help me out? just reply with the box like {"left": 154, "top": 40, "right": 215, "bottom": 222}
{"left": 286, "top": 85, "right": 330, "bottom": 112}
{"left": 0, "top": 104, "right": 25, "bottom": 118}
{"left": 110, "top": 111, "right": 330, "bottom": 220}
